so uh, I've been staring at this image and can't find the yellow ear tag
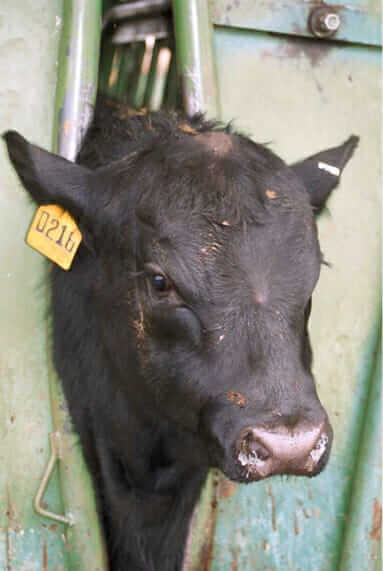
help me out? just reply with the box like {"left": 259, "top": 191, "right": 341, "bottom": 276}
{"left": 26, "top": 205, "right": 82, "bottom": 270}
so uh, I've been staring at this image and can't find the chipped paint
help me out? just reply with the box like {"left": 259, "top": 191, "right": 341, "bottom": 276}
{"left": 267, "top": 485, "right": 277, "bottom": 532}
{"left": 369, "top": 499, "right": 382, "bottom": 541}
{"left": 294, "top": 513, "right": 300, "bottom": 536}
{"left": 229, "top": 545, "right": 239, "bottom": 571}
{"left": 42, "top": 540, "right": 48, "bottom": 571}
{"left": 219, "top": 479, "right": 237, "bottom": 500}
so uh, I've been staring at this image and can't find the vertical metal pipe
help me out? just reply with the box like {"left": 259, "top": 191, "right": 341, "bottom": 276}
{"left": 147, "top": 46, "right": 172, "bottom": 111}
{"left": 144, "top": 39, "right": 164, "bottom": 107}
{"left": 134, "top": 36, "right": 156, "bottom": 108}
{"left": 172, "top": 0, "right": 220, "bottom": 118}
{"left": 99, "top": 39, "right": 116, "bottom": 94}
{"left": 163, "top": 42, "right": 178, "bottom": 108}
{"left": 48, "top": 1, "right": 108, "bottom": 569}
{"left": 53, "top": 0, "right": 102, "bottom": 159}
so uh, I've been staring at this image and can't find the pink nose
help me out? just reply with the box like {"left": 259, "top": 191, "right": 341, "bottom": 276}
{"left": 236, "top": 421, "right": 332, "bottom": 480}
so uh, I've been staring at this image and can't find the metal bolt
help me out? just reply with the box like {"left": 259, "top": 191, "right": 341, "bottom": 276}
{"left": 321, "top": 13, "right": 340, "bottom": 32}
{"left": 309, "top": 7, "right": 341, "bottom": 38}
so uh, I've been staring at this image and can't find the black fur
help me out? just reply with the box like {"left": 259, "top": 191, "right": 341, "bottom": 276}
{"left": 4, "top": 101, "right": 358, "bottom": 570}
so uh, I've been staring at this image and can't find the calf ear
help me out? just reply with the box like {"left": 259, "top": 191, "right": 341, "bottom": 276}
{"left": 3, "top": 130, "right": 92, "bottom": 220}
{"left": 291, "top": 135, "right": 359, "bottom": 212}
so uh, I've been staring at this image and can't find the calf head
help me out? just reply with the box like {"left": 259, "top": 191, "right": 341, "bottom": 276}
{"left": 4, "top": 121, "right": 357, "bottom": 485}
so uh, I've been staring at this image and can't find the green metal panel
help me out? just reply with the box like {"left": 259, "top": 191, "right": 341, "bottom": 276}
{"left": 183, "top": 23, "right": 381, "bottom": 570}
{"left": 1, "top": 1, "right": 107, "bottom": 569}
{"left": 0, "top": 2, "right": 70, "bottom": 569}
{"left": 2, "top": 1, "right": 380, "bottom": 569}
{"left": 209, "top": 0, "right": 381, "bottom": 47}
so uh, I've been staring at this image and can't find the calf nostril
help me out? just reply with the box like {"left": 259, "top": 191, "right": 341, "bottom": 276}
{"left": 246, "top": 435, "right": 270, "bottom": 461}
{"left": 237, "top": 430, "right": 271, "bottom": 472}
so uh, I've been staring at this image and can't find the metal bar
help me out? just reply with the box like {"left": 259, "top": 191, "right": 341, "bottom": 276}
{"left": 172, "top": 0, "right": 220, "bottom": 118}
{"left": 108, "top": 44, "right": 123, "bottom": 93}
{"left": 163, "top": 41, "right": 178, "bottom": 108}
{"left": 112, "top": 43, "right": 145, "bottom": 104}
{"left": 103, "top": 0, "right": 171, "bottom": 30}
{"left": 144, "top": 39, "right": 164, "bottom": 107}
{"left": 53, "top": 0, "right": 102, "bottom": 160}
{"left": 134, "top": 35, "right": 156, "bottom": 108}
{"left": 111, "top": 16, "right": 170, "bottom": 44}
{"left": 99, "top": 38, "right": 116, "bottom": 94}
{"left": 114, "top": 45, "right": 134, "bottom": 102}
{"left": 146, "top": 45, "right": 172, "bottom": 111}
{"left": 47, "top": 1, "right": 108, "bottom": 569}
{"left": 339, "top": 329, "right": 382, "bottom": 570}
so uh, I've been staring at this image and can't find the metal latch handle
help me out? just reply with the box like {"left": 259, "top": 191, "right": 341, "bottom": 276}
{"left": 33, "top": 431, "right": 74, "bottom": 526}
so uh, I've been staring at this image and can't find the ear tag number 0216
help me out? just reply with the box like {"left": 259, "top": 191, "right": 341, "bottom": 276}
{"left": 26, "top": 205, "right": 82, "bottom": 270}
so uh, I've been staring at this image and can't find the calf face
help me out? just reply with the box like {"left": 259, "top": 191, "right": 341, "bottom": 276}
{"left": 4, "top": 109, "right": 357, "bottom": 558}
{"left": 4, "top": 115, "right": 357, "bottom": 489}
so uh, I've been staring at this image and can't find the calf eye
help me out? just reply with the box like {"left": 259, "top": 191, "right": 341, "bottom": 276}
{"left": 152, "top": 274, "right": 169, "bottom": 292}
{"left": 144, "top": 263, "right": 172, "bottom": 296}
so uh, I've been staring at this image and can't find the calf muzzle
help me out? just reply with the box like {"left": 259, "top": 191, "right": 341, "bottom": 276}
{"left": 235, "top": 419, "right": 333, "bottom": 480}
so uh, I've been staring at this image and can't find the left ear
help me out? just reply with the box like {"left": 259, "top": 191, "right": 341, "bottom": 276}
{"left": 290, "top": 135, "right": 359, "bottom": 212}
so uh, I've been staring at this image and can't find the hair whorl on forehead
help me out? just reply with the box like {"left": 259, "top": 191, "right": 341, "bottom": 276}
{"left": 193, "top": 131, "right": 234, "bottom": 156}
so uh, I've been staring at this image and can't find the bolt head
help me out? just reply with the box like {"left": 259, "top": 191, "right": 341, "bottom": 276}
{"left": 322, "top": 13, "right": 340, "bottom": 32}
{"left": 310, "top": 7, "right": 341, "bottom": 38}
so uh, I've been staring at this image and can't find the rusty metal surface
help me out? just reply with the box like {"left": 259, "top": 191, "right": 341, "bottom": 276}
{"left": 209, "top": 0, "right": 381, "bottom": 47}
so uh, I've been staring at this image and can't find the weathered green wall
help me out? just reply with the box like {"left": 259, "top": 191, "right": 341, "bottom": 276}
{"left": 1, "top": 2, "right": 106, "bottom": 569}
{"left": 0, "top": 2, "right": 70, "bottom": 569}
{"left": 1, "top": 1, "right": 380, "bottom": 569}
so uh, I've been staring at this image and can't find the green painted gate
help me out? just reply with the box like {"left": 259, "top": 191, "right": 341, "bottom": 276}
{"left": 0, "top": 1, "right": 381, "bottom": 569}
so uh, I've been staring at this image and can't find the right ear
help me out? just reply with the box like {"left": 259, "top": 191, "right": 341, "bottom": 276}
{"left": 290, "top": 135, "right": 359, "bottom": 213}
{"left": 3, "top": 130, "right": 92, "bottom": 222}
